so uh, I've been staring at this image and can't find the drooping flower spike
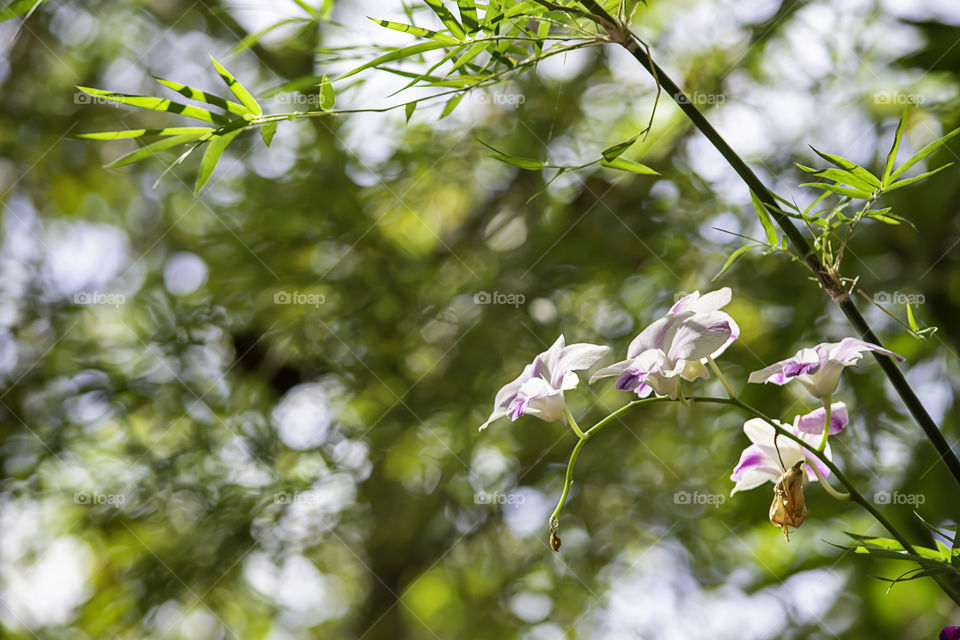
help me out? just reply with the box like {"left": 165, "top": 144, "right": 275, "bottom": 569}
{"left": 591, "top": 288, "right": 739, "bottom": 399}
{"left": 748, "top": 338, "right": 903, "bottom": 400}
{"left": 478, "top": 335, "right": 610, "bottom": 431}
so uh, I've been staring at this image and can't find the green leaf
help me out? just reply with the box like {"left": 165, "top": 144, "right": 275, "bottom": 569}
{"left": 74, "top": 127, "right": 214, "bottom": 140}
{"left": 457, "top": 0, "right": 479, "bottom": 33}
{"left": 230, "top": 17, "right": 310, "bottom": 54}
{"left": 370, "top": 18, "right": 460, "bottom": 44}
{"left": 209, "top": 58, "right": 262, "bottom": 116}
{"left": 906, "top": 302, "right": 919, "bottom": 332}
{"left": 195, "top": 129, "right": 243, "bottom": 194}
{"left": 599, "top": 157, "right": 658, "bottom": 175}
{"left": 488, "top": 153, "right": 544, "bottom": 171}
{"left": 865, "top": 210, "right": 915, "bottom": 229}
{"left": 799, "top": 182, "right": 873, "bottom": 199}
{"left": 482, "top": 0, "right": 503, "bottom": 32}
{"left": 424, "top": 0, "right": 466, "bottom": 40}
{"left": 601, "top": 133, "right": 640, "bottom": 162}
{"left": 319, "top": 75, "right": 335, "bottom": 110}
{"left": 890, "top": 126, "right": 960, "bottom": 181}
{"left": 76, "top": 86, "right": 229, "bottom": 125}
{"left": 0, "top": 0, "right": 43, "bottom": 21}
{"left": 440, "top": 93, "right": 463, "bottom": 119}
{"left": 750, "top": 190, "right": 779, "bottom": 246}
{"left": 260, "top": 121, "right": 278, "bottom": 147}
{"left": 338, "top": 42, "right": 452, "bottom": 80}
{"left": 449, "top": 41, "right": 487, "bottom": 73}
{"left": 883, "top": 107, "right": 909, "bottom": 185}
{"left": 153, "top": 77, "right": 247, "bottom": 117}
{"left": 795, "top": 164, "right": 878, "bottom": 193}
{"left": 809, "top": 147, "right": 880, "bottom": 189}
{"left": 885, "top": 164, "right": 953, "bottom": 192}
{"left": 405, "top": 101, "right": 417, "bottom": 123}
{"left": 712, "top": 245, "right": 755, "bottom": 281}
{"left": 104, "top": 132, "right": 210, "bottom": 168}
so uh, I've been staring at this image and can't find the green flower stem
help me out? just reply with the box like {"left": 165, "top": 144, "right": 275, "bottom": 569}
{"left": 817, "top": 397, "right": 832, "bottom": 452}
{"left": 564, "top": 407, "right": 589, "bottom": 440}
{"left": 707, "top": 357, "right": 737, "bottom": 399}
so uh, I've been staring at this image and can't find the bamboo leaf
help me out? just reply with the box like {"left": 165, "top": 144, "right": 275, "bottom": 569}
{"left": 795, "top": 163, "right": 877, "bottom": 193}
{"left": 104, "top": 132, "right": 210, "bottom": 168}
{"left": 906, "top": 303, "right": 919, "bottom": 332}
{"left": 153, "top": 76, "right": 247, "bottom": 116}
{"left": 457, "top": 0, "right": 479, "bottom": 33}
{"left": 338, "top": 42, "right": 452, "bottom": 80}
{"left": 712, "top": 245, "right": 755, "bottom": 281}
{"left": 195, "top": 129, "right": 242, "bottom": 194}
{"left": 260, "top": 121, "right": 278, "bottom": 147}
{"left": 0, "top": 0, "right": 42, "bottom": 21}
{"left": 488, "top": 153, "right": 543, "bottom": 170}
{"left": 883, "top": 107, "right": 909, "bottom": 185}
{"left": 809, "top": 147, "right": 880, "bottom": 189}
{"left": 210, "top": 57, "right": 262, "bottom": 116}
{"left": 319, "top": 75, "right": 335, "bottom": 110}
{"left": 230, "top": 17, "right": 310, "bottom": 54}
{"left": 405, "top": 101, "right": 417, "bottom": 123}
{"left": 601, "top": 133, "right": 640, "bottom": 162}
{"left": 885, "top": 164, "right": 953, "bottom": 192}
{"left": 424, "top": 0, "right": 466, "bottom": 40}
{"left": 600, "top": 157, "right": 658, "bottom": 175}
{"left": 74, "top": 127, "right": 214, "bottom": 140}
{"left": 440, "top": 93, "right": 464, "bottom": 119}
{"left": 449, "top": 41, "right": 488, "bottom": 73}
{"left": 370, "top": 18, "right": 460, "bottom": 44}
{"left": 799, "top": 182, "right": 873, "bottom": 199}
{"left": 750, "top": 190, "right": 779, "bottom": 246}
{"left": 76, "top": 86, "right": 229, "bottom": 124}
{"left": 890, "top": 126, "right": 960, "bottom": 181}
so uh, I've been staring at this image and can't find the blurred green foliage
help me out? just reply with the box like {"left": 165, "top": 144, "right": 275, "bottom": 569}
{"left": 1, "top": 1, "right": 960, "bottom": 638}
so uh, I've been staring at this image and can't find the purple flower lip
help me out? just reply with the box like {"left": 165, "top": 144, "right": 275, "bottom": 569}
{"left": 783, "top": 360, "right": 820, "bottom": 377}
{"left": 616, "top": 369, "right": 647, "bottom": 391}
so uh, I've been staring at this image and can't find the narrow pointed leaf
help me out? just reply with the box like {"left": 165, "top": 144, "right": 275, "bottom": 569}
{"left": 602, "top": 134, "right": 640, "bottom": 162}
{"left": 890, "top": 128, "right": 960, "bottom": 181}
{"left": 319, "top": 75, "right": 335, "bottom": 110}
{"left": 154, "top": 76, "right": 246, "bottom": 116}
{"left": 883, "top": 107, "right": 909, "bottom": 185}
{"left": 439, "top": 93, "right": 463, "bottom": 119}
{"left": 906, "top": 303, "right": 919, "bottom": 332}
{"left": 809, "top": 147, "right": 880, "bottom": 188}
{"left": 799, "top": 182, "right": 872, "bottom": 199}
{"left": 0, "top": 0, "right": 43, "bottom": 21}
{"left": 260, "top": 121, "right": 278, "bottom": 147}
{"left": 795, "top": 164, "right": 877, "bottom": 192}
{"left": 457, "top": 0, "right": 478, "bottom": 32}
{"left": 370, "top": 18, "right": 460, "bottom": 44}
{"left": 712, "top": 245, "right": 755, "bottom": 281}
{"left": 750, "top": 190, "right": 779, "bottom": 246}
{"left": 231, "top": 17, "right": 310, "bottom": 54}
{"left": 449, "top": 41, "right": 487, "bottom": 73}
{"left": 885, "top": 164, "right": 953, "bottom": 192}
{"left": 104, "top": 132, "right": 210, "bottom": 168}
{"left": 600, "top": 157, "right": 658, "bottom": 175}
{"left": 75, "top": 127, "right": 213, "bottom": 140}
{"left": 195, "top": 130, "right": 242, "bottom": 194}
{"left": 338, "top": 42, "right": 451, "bottom": 80}
{"left": 424, "top": 0, "right": 466, "bottom": 40}
{"left": 76, "top": 86, "right": 229, "bottom": 124}
{"left": 488, "top": 153, "right": 543, "bottom": 171}
{"left": 210, "top": 58, "right": 262, "bottom": 115}
{"left": 405, "top": 101, "right": 417, "bottom": 123}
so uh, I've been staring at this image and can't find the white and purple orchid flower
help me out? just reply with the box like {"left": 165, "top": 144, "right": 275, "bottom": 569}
{"left": 731, "top": 404, "right": 849, "bottom": 494}
{"left": 748, "top": 337, "right": 903, "bottom": 400}
{"left": 590, "top": 288, "right": 739, "bottom": 399}
{"left": 478, "top": 335, "right": 610, "bottom": 431}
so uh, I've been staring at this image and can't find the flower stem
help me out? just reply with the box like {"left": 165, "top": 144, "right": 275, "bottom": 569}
{"left": 565, "top": 407, "right": 589, "bottom": 440}
{"left": 805, "top": 455, "right": 850, "bottom": 501}
{"left": 817, "top": 396, "right": 832, "bottom": 452}
{"left": 707, "top": 357, "right": 737, "bottom": 399}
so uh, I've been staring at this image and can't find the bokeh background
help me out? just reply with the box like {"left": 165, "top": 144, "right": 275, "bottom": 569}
{"left": 2, "top": 0, "right": 960, "bottom": 638}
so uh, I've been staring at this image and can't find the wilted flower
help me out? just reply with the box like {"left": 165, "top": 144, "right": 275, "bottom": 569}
{"left": 730, "top": 416, "right": 833, "bottom": 495}
{"left": 479, "top": 335, "right": 610, "bottom": 431}
{"left": 590, "top": 288, "right": 739, "bottom": 399}
{"left": 748, "top": 338, "right": 903, "bottom": 399}
{"left": 769, "top": 461, "right": 808, "bottom": 541}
